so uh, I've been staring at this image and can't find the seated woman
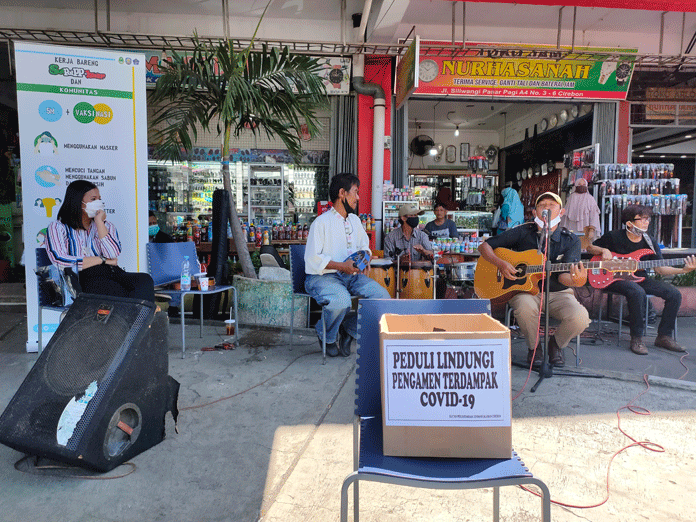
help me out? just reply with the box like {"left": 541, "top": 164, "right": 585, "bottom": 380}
{"left": 45, "top": 180, "right": 155, "bottom": 302}
{"left": 496, "top": 186, "right": 524, "bottom": 234}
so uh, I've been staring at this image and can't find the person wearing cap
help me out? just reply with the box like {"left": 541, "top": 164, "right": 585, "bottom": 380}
{"left": 587, "top": 204, "right": 696, "bottom": 355}
{"left": 384, "top": 203, "right": 434, "bottom": 262}
{"left": 304, "top": 173, "right": 390, "bottom": 358}
{"left": 478, "top": 191, "right": 590, "bottom": 368}
{"left": 424, "top": 201, "right": 459, "bottom": 240}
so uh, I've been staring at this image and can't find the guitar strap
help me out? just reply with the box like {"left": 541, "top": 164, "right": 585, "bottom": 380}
{"left": 641, "top": 232, "right": 655, "bottom": 253}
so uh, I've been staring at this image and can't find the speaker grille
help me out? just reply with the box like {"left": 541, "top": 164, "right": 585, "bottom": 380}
{"left": 44, "top": 315, "right": 130, "bottom": 396}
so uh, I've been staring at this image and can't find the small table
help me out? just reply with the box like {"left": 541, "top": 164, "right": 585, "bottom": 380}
{"left": 157, "top": 285, "right": 238, "bottom": 358}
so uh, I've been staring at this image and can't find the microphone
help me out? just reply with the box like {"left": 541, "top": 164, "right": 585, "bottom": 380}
{"left": 538, "top": 209, "right": 550, "bottom": 254}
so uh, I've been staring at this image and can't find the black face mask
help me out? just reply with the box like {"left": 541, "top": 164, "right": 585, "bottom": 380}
{"left": 343, "top": 198, "right": 356, "bottom": 215}
{"left": 405, "top": 216, "right": 420, "bottom": 228}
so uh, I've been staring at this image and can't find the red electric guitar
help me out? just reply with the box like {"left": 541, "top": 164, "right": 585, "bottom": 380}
{"left": 588, "top": 248, "right": 690, "bottom": 289}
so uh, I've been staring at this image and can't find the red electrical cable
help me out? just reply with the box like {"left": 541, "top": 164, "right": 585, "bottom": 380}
{"left": 677, "top": 351, "right": 690, "bottom": 380}
{"left": 520, "top": 374, "right": 665, "bottom": 510}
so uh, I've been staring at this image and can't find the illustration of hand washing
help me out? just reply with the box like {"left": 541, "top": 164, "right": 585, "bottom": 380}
{"left": 598, "top": 61, "right": 617, "bottom": 85}
{"left": 35, "top": 165, "right": 60, "bottom": 188}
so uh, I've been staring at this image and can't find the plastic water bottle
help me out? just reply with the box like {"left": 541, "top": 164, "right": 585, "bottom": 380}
{"left": 181, "top": 255, "right": 191, "bottom": 291}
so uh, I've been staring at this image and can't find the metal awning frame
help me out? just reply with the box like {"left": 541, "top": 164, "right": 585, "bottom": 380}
{"left": 2, "top": 26, "right": 696, "bottom": 70}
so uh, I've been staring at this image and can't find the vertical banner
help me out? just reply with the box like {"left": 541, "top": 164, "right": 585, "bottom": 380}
{"left": 395, "top": 35, "right": 419, "bottom": 109}
{"left": 15, "top": 42, "right": 148, "bottom": 352}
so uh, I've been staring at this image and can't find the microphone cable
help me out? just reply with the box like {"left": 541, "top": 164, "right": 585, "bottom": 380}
{"left": 512, "top": 220, "right": 551, "bottom": 401}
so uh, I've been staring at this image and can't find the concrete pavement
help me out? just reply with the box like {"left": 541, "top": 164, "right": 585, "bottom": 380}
{"left": 0, "top": 299, "right": 694, "bottom": 522}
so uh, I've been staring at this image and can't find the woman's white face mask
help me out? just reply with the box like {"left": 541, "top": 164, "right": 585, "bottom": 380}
{"left": 83, "top": 199, "right": 105, "bottom": 218}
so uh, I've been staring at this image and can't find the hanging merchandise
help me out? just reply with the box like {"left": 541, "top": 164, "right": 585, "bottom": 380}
{"left": 468, "top": 156, "right": 489, "bottom": 173}
{"left": 597, "top": 162, "right": 683, "bottom": 248}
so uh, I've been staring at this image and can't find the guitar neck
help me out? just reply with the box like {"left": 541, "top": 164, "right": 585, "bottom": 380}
{"left": 526, "top": 260, "right": 604, "bottom": 275}
{"left": 638, "top": 257, "right": 686, "bottom": 270}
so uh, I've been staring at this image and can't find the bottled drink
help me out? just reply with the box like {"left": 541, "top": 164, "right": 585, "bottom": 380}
{"left": 200, "top": 256, "right": 208, "bottom": 275}
{"left": 302, "top": 223, "right": 309, "bottom": 240}
{"left": 272, "top": 223, "right": 278, "bottom": 241}
{"left": 193, "top": 223, "right": 201, "bottom": 245}
{"left": 180, "top": 256, "right": 191, "bottom": 291}
{"left": 263, "top": 229, "right": 270, "bottom": 245}
{"left": 255, "top": 230, "right": 262, "bottom": 247}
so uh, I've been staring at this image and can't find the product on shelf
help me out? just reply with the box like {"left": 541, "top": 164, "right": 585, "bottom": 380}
{"left": 597, "top": 162, "right": 684, "bottom": 248}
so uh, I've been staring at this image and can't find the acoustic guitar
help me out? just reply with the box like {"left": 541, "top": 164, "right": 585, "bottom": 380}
{"left": 473, "top": 248, "right": 625, "bottom": 302}
{"left": 588, "top": 248, "right": 690, "bottom": 288}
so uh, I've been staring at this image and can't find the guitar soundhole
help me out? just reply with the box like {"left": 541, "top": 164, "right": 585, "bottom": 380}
{"left": 501, "top": 264, "right": 528, "bottom": 291}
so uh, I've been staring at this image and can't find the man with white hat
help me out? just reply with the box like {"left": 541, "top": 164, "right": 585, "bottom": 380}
{"left": 478, "top": 191, "right": 590, "bottom": 369}
{"left": 384, "top": 203, "right": 434, "bottom": 262}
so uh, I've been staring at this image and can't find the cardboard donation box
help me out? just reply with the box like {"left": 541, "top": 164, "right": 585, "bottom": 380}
{"left": 379, "top": 313, "right": 511, "bottom": 459}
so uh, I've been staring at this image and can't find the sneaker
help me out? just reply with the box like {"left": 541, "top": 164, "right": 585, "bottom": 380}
{"left": 654, "top": 335, "right": 685, "bottom": 353}
{"left": 630, "top": 336, "right": 648, "bottom": 355}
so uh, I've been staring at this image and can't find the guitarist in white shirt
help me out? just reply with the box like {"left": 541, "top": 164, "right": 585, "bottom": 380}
{"left": 587, "top": 204, "right": 696, "bottom": 355}
{"left": 479, "top": 192, "right": 590, "bottom": 368}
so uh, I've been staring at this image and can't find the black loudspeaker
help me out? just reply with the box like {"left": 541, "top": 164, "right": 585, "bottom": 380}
{"left": 0, "top": 294, "right": 179, "bottom": 472}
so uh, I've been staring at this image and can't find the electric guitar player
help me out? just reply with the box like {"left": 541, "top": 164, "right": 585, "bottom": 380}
{"left": 586, "top": 204, "right": 696, "bottom": 356}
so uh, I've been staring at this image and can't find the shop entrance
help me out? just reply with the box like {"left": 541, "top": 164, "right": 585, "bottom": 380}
{"left": 404, "top": 98, "right": 597, "bottom": 236}
{"left": 629, "top": 101, "right": 696, "bottom": 248}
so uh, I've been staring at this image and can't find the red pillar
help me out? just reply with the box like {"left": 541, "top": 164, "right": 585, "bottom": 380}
{"left": 356, "top": 56, "right": 392, "bottom": 214}
{"left": 617, "top": 101, "right": 631, "bottom": 163}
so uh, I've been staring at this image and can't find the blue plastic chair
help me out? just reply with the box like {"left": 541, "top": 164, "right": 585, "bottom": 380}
{"left": 36, "top": 247, "right": 76, "bottom": 353}
{"left": 288, "top": 244, "right": 328, "bottom": 363}
{"left": 146, "top": 242, "right": 237, "bottom": 358}
{"left": 341, "top": 298, "right": 551, "bottom": 522}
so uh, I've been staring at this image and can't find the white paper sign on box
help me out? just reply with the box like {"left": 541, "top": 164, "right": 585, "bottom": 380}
{"left": 382, "top": 338, "right": 511, "bottom": 427}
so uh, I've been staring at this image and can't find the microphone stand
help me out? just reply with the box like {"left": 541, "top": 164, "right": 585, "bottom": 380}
{"left": 531, "top": 212, "right": 553, "bottom": 391}
{"left": 432, "top": 252, "right": 440, "bottom": 300}
{"left": 393, "top": 248, "right": 405, "bottom": 299}
{"left": 530, "top": 214, "right": 603, "bottom": 393}
{"left": 530, "top": 249, "right": 554, "bottom": 391}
